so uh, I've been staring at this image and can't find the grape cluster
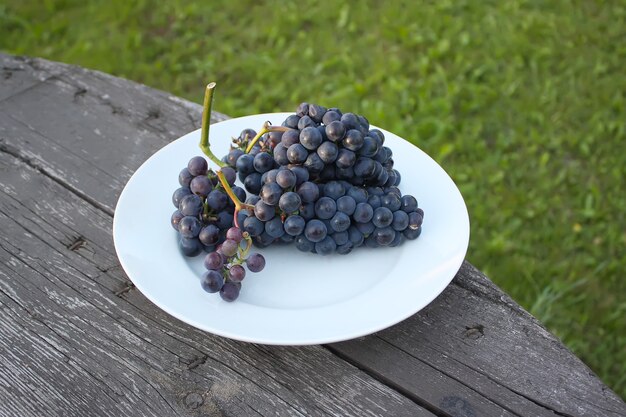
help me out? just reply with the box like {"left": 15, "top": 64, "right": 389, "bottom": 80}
{"left": 171, "top": 102, "right": 425, "bottom": 302}
{"left": 171, "top": 156, "right": 265, "bottom": 301}
{"left": 225, "top": 103, "right": 424, "bottom": 254}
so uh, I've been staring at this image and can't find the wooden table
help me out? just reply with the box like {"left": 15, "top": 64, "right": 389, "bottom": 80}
{"left": 1, "top": 53, "right": 624, "bottom": 417}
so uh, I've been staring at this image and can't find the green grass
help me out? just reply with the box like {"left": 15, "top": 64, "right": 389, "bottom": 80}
{"left": 2, "top": 0, "right": 625, "bottom": 399}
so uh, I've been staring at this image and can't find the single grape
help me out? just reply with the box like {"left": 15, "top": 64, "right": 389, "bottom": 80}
{"left": 179, "top": 194, "right": 203, "bottom": 217}
{"left": 353, "top": 202, "right": 374, "bottom": 223}
{"left": 199, "top": 224, "right": 220, "bottom": 246}
{"left": 232, "top": 186, "right": 247, "bottom": 203}
{"left": 179, "top": 168, "right": 194, "bottom": 187}
{"left": 315, "top": 197, "right": 337, "bottom": 220}
{"left": 372, "top": 207, "right": 393, "bottom": 228}
{"left": 273, "top": 142, "right": 289, "bottom": 166}
{"left": 171, "top": 210, "right": 184, "bottom": 231}
{"left": 330, "top": 212, "right": 351, "bottom": 233}
{"left": 304, "top": 152, "right": 325, "bottom": 174}
{"left": 308, "top": 104, "right": 327, "bottom": 123}
{"left": 392, "top": 210, "right": 410, "bottom": 231}
{"left": 331, "top": 231, "right": 349, "bottom": 246}
{"left": 317, "top": 141, "right": 338, "bottom": 164}
{"left": 265, "top": 217, "right": 285, "bottom": 238}
{"left": 323, "top": 181, "right": 345, "bottom": 200}
{"left": 357, "top": 136, "right": 379, "bottom": 158}
{"left": 207, "top": 190, "right": 228, "bottom": 212}
{"left": 278, "top": 191, "right": 301, "bottom": 213}
{"left": 374, "top": 226, "right": 396, "bottom": 246}
{"left": 220, "top": 239, "right": 239, "bottom": 258}
{"left": 401, "top": 195, "right": 418, "bottom": 213}
{"left": 280, "top": 129, "right": 300, "bottom": 147}
{"left": 322, "top": 110, "right": 342, "bottom": 126}
{"left": 354, "top": 157, "right": 376, "bottom": 178}
{"left": 336, "top": 242, "right": 354, "bottom": 255}
{"left": 295, "top": 235, "right": 315, "bottom": 252}
{"left": 190, "top": 175, "right": 213, "bottom": 197}
{"left": 304, "top": 219, "right": 328, "bottom": 243}
{"left": 381, "top": 193, "right": 401, "bottom": 211}
{"left": 297, "top": 181, "right": 320, "bottom": 203}
{"left": 348, "top": 225, "right": 365, "bottom": 247}
{"left": 228, "top": 264, "right": 246, "bottom": 283}
{"left": 227, "top": 148, "right": 244, "bottom": 167}
{"left": 336, "top": 149, "right": 356, "bottom": 169}
{"left": 236, "top": 153, "right": 255, "bottom": 176}
{"left": 201, "top": 270, "right": 224, "bottom": 293}
{"left": 221, "top": 166, "right": 237, "bottom": 185}
{"left": 220, "top": 282, "right": 240, "bottom": 302}
{"left": 300, "top": 126, "right": 323, "bottom": 150}
{"left": 408, "top": 209, "right": 424, "bottom": 229}
{"left": 226, "top": 227, "right": 243, "bottom": 243}
{"left": 343, "top": 130, "right": 364, "bottom": 151}
{"left": 298, "top": 115, "right": 316, "bottom": 130}
{"left": 356, "top": 221, "right": 375, "bottom": 236}
{"left": 347, "top": 186, "right": 368, "bottom": 203}
{"left": 246, "top": 253, "right": 266, "bottom": 272}
{"left": 340, "top": 113, "right": 359, "bottom": 130}
{"left": 179, "top": 237, "right": 202, "bottom": 257}
{"left": 187, "top": 156, "right": 208, "bottom": 176}
{"left": 243, "top": 172, "right": 263, "bottom": 194}
{"left": 336, "top": 195, "right": 356, "bottom": 215}
{"left": 172, "top": 187, "right": 192, "bottom": 208}
{"left": 204, "top": 251, "right": 224, "bottom": 270}
{"left": 283, "top": 114, "right": 300, "bottom": 129}
{"left": 315, "top": 236, "right": 336, "bottom": 255}
{"left": 254, "top": 152, "right": 275, "bottom": 174}
{"left": 260, "top": 182, "right": 283, "bottom": 206}
{"left": 368, "top": 194, "right": 382, "bottom": 209}
{"left": 275, "top": 169, "right": 296, "bottom": 189}
{"left": 299, "top": 202, "right": 316, "bottom": 220}
{"left": 284, "top": 215, "right": 306, "bottom": 236}
{"left": 296, "top": 102, "right": 309, "bottom": 117}
{"left": 243, "top": 216, "right": 264, "bottom": 237}
{"left": 404, "top": 226, "right": 423, "bottom": 240}
{"left": 254, "top": 200, "right": 276, "bottom": 221}
{"left": 289, "top": 165, "right": 310, "bottom": 185}
{"left": 287, "top": 143, "right": 308, "bottom": 164}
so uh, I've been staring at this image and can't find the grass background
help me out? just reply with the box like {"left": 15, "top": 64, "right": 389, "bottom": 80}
{"left": 1, "top": 0, "right": 624, "bottom": 399}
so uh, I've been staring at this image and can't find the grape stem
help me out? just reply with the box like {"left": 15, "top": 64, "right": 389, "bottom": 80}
{"left": 215, "top": 170, "right": 254, "bottom": 228}
{"left": 199, "top": 82, "right": 227, "bottom": 168}
{"left": 245, "top": 121, "right": 291, "bottom": 153}
{"left": 233, "top": 233, "right": 253, "bottom": 265}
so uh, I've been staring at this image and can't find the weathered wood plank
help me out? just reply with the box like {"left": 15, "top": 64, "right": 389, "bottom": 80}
{"left": 0, "top": 149, "right": 433, "bottom": 417}
{"left": 330, "top": 262, "right": 626, "bottom": 416}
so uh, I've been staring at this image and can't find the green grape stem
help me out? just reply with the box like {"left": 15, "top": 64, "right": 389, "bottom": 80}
{"left": 199, "top": 82, "right": 227, "bottom": 168}
{"left": 245, "top": 122, "right": 291, "bottom": 153}
{"left": 215, "top": 170, "right": 254, "bottom": 228}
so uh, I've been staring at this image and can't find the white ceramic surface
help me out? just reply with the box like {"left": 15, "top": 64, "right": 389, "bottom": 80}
{"left": 113, "top": 113, "right": 470, "bottom": 345}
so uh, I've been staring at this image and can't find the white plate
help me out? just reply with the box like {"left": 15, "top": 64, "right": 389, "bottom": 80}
{"left": 113, "top": 113, "right": 469, "bottom": 345}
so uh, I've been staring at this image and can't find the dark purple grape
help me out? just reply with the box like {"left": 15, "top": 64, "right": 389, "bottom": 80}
{"left": 239, "top": 128, "right": 257, "bottom": 142}
{"left": 348, "top": 225, "right": 365, "bottom": 246}
{"left": 260, "top": 182, "right": 282, "bottom": 206}
{"left": 232, "top": 186, "right": 247, "bottom": 203}
{"left": 347, "top": 186, "right": 368, "bottom": 203}
{"left": 389, "top": 232, "right": 405, "bottom": 247}
{"left": 179, "top": 168, "right": 194, "bottom": 187}
{"left": 404, "top": 226, "right": 422, "bottom": 240}
{"left": 171, "top": 210, "right": 184, "bottom": 231}
{"left": 280, "top": 129, "right": 300, "bottom": 147}
{"left": 215, "top": 211, "right": 233, "bottom": 230}
{"left": 243, "top": 172, "right": 263, "bottom": 194}
{"left": 199, "top": 224, "right": 220, "bottom": 246}
{"left": 354, "top": 157, "right": 376, "bottom": 178}
{"left": 278, "top": 191, "right": 301, "bottom": 213}
{"left": 228, "top": 265, "right": 246, "bottom": 282}
{"left": 325, "top": 120, "right": 346, "bottom": 142}
{"left": 357, "top": 136, "right": 379, "bottom": 158}
{"left": 201, "top": 270, "right": 224, "bottom": 293}
{"left": 340, "top": 113, "right": 359, "bottom": 130}
{"left": 304, "top": 152, "right": 325, "bottom": 174}
{"left": 287, "top": 143, "right": 308, "bottom": 164}
{"left": 296, "top": 103, "right": 309, "bottom": 117}
{"left": 299, "top": 202, "right": 316, "bottom": 220}
{"left": 190, "top": 175, "right": 213, "bottom": 197}
{"left": 374, "top": 227, "right": 396, "bottom": 246}
{"left": 372, "top": 207, "right": 393, "bottom": 228}
{"left": 273, "top": 142, "right": 289, "bottom": 165}
{"left": 332, "top": 231, "right": 349, "bottom": 246}
{"left": 381, "top": 193, "right": 401, "bottom": 211}
{"left": 220, "top": 282, "right": 240, "bottom": 302}
{"left": 204, "top": 251, "right": 224, "bottom": 270}
{"left": 368, "top": 194, "right": 382, "bottom": 209}
{"left": 188, "top": 156, "right": 208, "bottom": 176}
{"left": 289, "top": 165, "right": 310, "bottom": 185}
{"left": 300, "top": 126, "right": 323, "bottom": 150}
{"left": 179, "top": 194, "right": 203, "bottom": 217}
{"left": 221, "top": 166, "right": 237, "bottom": 185}
{"left": 275, "top": 169, "right": 296, "bottom": 189}
{"left": 267, "top": 131, "right": 283, "bottom": 148}
{"left": 353, "top": 203, "right": 374, "bottom": 223}
{"left": 356, "top": 221, "right": 375, "bottom": 236}
{"left": 308, "top": 104, "right": 327, "bottom": 123}
{"left": 236, "top": 153, "right": 255, "bottom": 176}
{"left": 295, "top": 235, "right": 315, "bottom": 252}
{"left": 284, "top": 215, "right": 306, "bottom": 236}
{"left": 246, "top": 253, "right": 266, "bottom": 272}
{"left": 262, "top": 169, "right": 279, "bottom": 185}
{"left": 254, "top": 200, "right": 276, "bottom": 221}
{"left": 243, "top": 216, "right": 264, "bottom": 237}
{"left": 392, "top": 210, "right": 410, "bottom": 231}
{"left": 343, "top": 129, "right": 364, "bottom": 151}
{"left": 207, "top": 190, "right": 228, "bottom": 211}
{"left": 298, "top": 115, "right": 316, "bottom": 130}
{"left": 297, "top": 181, "right": 320, "bottom": 203}
{"left": 315, "top": 236, "right": 336, "bottom": 255}
{"left": 172, "top": 187, "right": 192, "bottom": 208}
{"left": 336, "top": 149, "right": 356, "bottom": 169}
{"left": 336, "top": 195, "right": 356, "bottom": 215}
{"left": 322, "top": 110, "right": 341, "bottom": 125}
{"left": 254, "top": 152, "right": 275, "bottom": 173}
{"left": 179, "top": 237, "right": 202, "bottom": 257}
{"left": 283, "top": 114, "right": 300, "bottom": 129}
{"left": 317, "top": 141, "right": 338, "bottom": 164}
{"left": 265, "top": 217, "right": 285, "bottom": 238}
{"left": 408, "top": 209, "right": 424, "bottom": 229}
{"left": 330, "top": 212, "right": 351, "bottom": 233}
{"left": 315, "top": 197, "right": 337, "bottom": 220}
{"left": 304, "top": 219, "right": 327, "bottom": 243}
{"left": 227, "top": 148, "right": 244, "bottom": 167}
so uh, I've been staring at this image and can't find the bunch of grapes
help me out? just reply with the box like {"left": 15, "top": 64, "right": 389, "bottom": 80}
{"left": 171, "top": 102, "right": 424, "bottom": 302}
{"left": 170, "top": 156, "right": 265, "bottom": 301}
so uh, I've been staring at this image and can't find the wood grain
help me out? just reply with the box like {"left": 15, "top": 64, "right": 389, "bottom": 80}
{"left": 1, "top": 53, "right": 624, "bottom": 417}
